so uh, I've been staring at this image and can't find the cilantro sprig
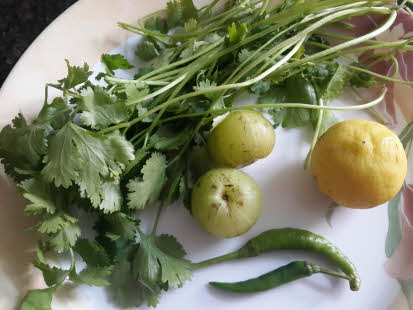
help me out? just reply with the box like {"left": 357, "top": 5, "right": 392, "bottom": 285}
{"left": 2, "top": 0, "right": 408, "bottom": 308}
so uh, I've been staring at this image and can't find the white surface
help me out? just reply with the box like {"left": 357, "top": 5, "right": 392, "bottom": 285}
{"left": 0, "top": 0, "right": 408, "bottom": 309}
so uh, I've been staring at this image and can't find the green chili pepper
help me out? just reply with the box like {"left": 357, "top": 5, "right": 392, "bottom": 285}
{"left": 209, "top": 261, "right": 352, "bottom": 293}
{"left": 194, "top": 228, "right": 360, "bottom": 291}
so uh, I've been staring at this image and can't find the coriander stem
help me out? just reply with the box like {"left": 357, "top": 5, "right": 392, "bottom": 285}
{"left": 151, "top": 203, "right": 164, "bottom": 236}
{"left": 125, "top": 73, "right": 188, "bottom": 107}
{"left": 137, "top": 38, "right": 225, "bottom": 81}
{"left": 350, "top": 86, "right": 389, "bottom": 125}
{"left": 105, "top": 76, "right": 169, "bottom": 86}
{"left": 159, "top": 90, "right": 386, "bottom": 124}
{"left": 283, "top": 8, "right": 396, "bottom": 71}
{"left": 70, "top": 107, "right": 81, "bottom": 122}
{"left": 345, "top": 64, "right": 413, "bottom": 85}
{"left": 304, "top": 98, "right": 324, "bottom": 170}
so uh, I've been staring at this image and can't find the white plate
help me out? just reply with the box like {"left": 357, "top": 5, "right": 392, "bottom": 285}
{"left": 0, "top": 1, "right": 412, "bottom": 309}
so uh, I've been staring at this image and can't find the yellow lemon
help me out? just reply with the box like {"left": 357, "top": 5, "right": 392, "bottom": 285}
{"left": 311, "top": 120, "right": 407, "bottom": 209}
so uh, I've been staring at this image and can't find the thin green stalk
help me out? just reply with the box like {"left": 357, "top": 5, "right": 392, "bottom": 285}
{"left": 233, "top": 6, "right": 390, "bottom": 86}
{"left": 137, "top": 38, "right": 225, "bottom": 81}
{"left": 151, "top": 203, "right": 164, "bottom": 236}
{"left": 316, "top": 31, "right": 390, "bottom": 45}
{"left": 350, "top": 86, "right": 389, "bottom": 124}
{"left": 105, "top": 76, "right": 169, "bottom": 86}
{"left": 70, "top": 107, "right": 81, "bottom": 122}
{"left": 125, "top": 73, "right": 188, "bottom": 107}
{"left": 101, "top": 86, "right": 386, "bottom": 135}
{"left": 281, "top": 9, "right": 397, "bottom": 73}
{"left": 345, "top": 64, "right": 413, "bottom": 85}
{"left": 304, "top": 98, "right": 324, "bottom": 170}
{"left": 46, "top": 83, "right": 81, "bottom": 98}
{"left": 259, "top": 0, "right": 270, "bottom": 15}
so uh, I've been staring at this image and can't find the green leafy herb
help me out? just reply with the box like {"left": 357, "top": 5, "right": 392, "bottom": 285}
{"left": 127, "top": 153, "right": 167, "bottom": 209}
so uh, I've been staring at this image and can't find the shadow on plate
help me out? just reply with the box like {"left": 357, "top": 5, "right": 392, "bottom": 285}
{"left": 0, "top": 176, "right": 43, "bottom": 309}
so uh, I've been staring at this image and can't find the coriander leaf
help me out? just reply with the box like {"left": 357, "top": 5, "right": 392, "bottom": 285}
{"left": 137, "top": 106, "right": 155, "bottom": 123}
{"left": 108, "top": 240, "right": 160, "bottom": 308}
{"left": 49, "top": 221, "right": 81, "bottom": 253}
{"left": 238, "top": 49, "right": 253, "bottom": 63}
{"left": 38, "top": 213, "right": 78, "bottom": 234}
{"left": 99, "top": 182, "right": 122, "bottom": 214}
{"left": 184, "top": 18, "right": 198, "bottom": 32}
{"left": 134, "top": 66, "right": 154, "bottom": 80}
{"left": 150, "top": 48, "right": 175, "bottom": 69}
{"left": 127, "top": 153, "right": 167, "bottom": 209}
{"left": 20, "top": 287, "right": 55, "bottom": 310}
{"left": 79, "top": 86, "right": 130, "bottom": 130}
{"left": 58, "top": 60, "right": 92, "bottom": 90}
{"left": 167, "top": 0, "right": 198, "bottom": 27}
{"left": 0, "top": 113, "right": 47, "bottom": 180}
{"left": 188, "top": 146, "right": 219, "bottom": 181}
{"left": 136, "top": 39, "right": 165, "bottom": 62}
{"left": 156, "top": 234, "right": 186, "bottom": 258}
{"left": 101, "top": 54, "right": 134, "bottom": 75}
{"left": 322, "top": 65, "right": 351, "bottom": 101}
{"left": 105, "top": 212, "right": 139, "bottom": 240}
{"left": 35, "top": 97, "right": 72, "bottom": 134}
{"left": 180, "top": 41, "right": 207, "bottom": 59}
{"left": 227, "top": 22, "right": 248, "bottom": 44}
{"left": 18, "top": 178, "right": 56, "bottom": 215}
{"left": 145, "top": 17, "right": 168, "bottom": 34}
{"left": 32, "top": 261, "right": 69, "bottom": 287}
{"left": 314, "top": 110, "right": 339, "bottom": 137}
{"left": 248, "top": 80, "right": 270, "bottom": 95}
{"left": 149, "top": 125, "right": 192, "bottom": 151}
{"left": 74, "top": 239, "right": 110, "bottom": 267}
{"left": 70, "top": 265, "right": 113, "bottom": 287}
{"left": 349, "top": 70, "right": 381, "bottom": 88}
{"left": 259, "top": 74, "right": 317, "bottom": 128}
{"left": 110, "top": 257, "right": 161, "bottom": 307}
{"left": 42, "top": 124, "right": 134, "bottom": 207}
{"left": 267, "top": 108, "right": 287, "bottom": 129}
{"left": 133, "top": 232, "right": 192, "bottom": 289}
{"left": 123, "top": 84, "right": 150, "bottom": 106}
{"left": 194, "top": 79, "right": 219, "bottom": 101}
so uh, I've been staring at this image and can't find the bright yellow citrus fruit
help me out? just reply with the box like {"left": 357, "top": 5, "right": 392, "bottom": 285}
{"left": 311, "top": 119, "right": 407, "bottom": 209}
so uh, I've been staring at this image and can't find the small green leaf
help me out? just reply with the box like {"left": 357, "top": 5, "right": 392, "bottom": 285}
{"left": 145, "top": 17, "right": 169, "bottom": 34}
{"left": 156, "top": 234, "right": 186, "bottom": 258}
{"left": 101, "top": 54, "right": 134, "bottom": 75}
{"left": 32, "top": 261, "right": 69, "bottom": 287}
{"left": 184, "top": 18, "right": 198, "bottom": 32}
{"left": 149, "top": 125, "right": 192, "bottom": 151}
{"left": 99, "top": 182, "right": 123, "bottom": 214}
{"left": 58, "top": 60, "right": 92, "bottom": 89}
{"left": 127, "top": 153, "right": 167, "bottom": 209}
{"left": 18, "top": 178, "right": 56, "bottom": 215}
{"left": 20, "top": 287, "right": 56, "bottom": 310}
{"left": 70, "top": 265, "right": 113, "bottom": 287}
{"left": 194, "top": 79, "right": 219, "bottom": 101}
{"left": 79, "top": 86, "right": 130, "bottom": 130}
{"left": 133, "top": 233, "right": 192, "bottom": 289}
{"left": 49, "top": 221, "right": 81, "bottom": 253}
{"left": 74, "top": 239, "right": 110, "bottom": 267}
{"left": 227, "top": 22, "right": 248, "bottom": 44}
{"left": 136, "top": 39, "right": 165, "bottom": 62}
